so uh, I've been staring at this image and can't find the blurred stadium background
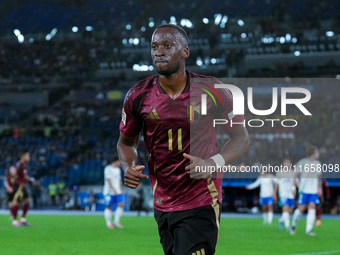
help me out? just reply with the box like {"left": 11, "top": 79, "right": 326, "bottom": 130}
{"left": 0, "top": 0, "right": 339, "bottom": 215}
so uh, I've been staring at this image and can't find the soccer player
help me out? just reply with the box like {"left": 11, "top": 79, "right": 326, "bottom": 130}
{"left": 246, "top": 170, "right": 276, "bottom": 224}
{"left": 290, "top": 145, "right": 321, "bottom": 236}
{"left": 13, "top": 151, "right": 32, "bottom": 226}
{"left": 118, "top": 24, "right": 249, "bottom": 255}
{"left": 103, "top": 155, "right": 124, "bottom": 229}
{"left": 315, "top": 178, "right": 330, "bottom": 226}
{"left": 274, "top": 158, "right": 296, "bottom": 231}
{"left": 4, "top": 166, "right": 21, "bottom": 227}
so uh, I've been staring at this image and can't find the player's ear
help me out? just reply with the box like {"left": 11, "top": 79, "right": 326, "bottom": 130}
{"left": 182, "top": 46, "right": 190, "bottom": 59}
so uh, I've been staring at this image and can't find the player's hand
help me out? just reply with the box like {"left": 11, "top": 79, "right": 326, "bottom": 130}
{"left": 124, "top": 166, "right": 148, "bottom": 189}
{"left": 245, "top": 185, "right": 250, "bottom": 190}
{"left": 183, "top": 153, "right": 215, "bottom": 179}
{"left": 7, "top": 187, "right": 14, "bottom": 193}
{"left": 317, "top": 188, "right": 323, "bottom": 198}
{"left": 292, "top": 189, "right": 296, "bottom": 196}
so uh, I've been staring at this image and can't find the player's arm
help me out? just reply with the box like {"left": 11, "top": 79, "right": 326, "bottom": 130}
{"left": 120, "top": 180, "right": 124, "bottom": 194}
{"left": 117, "top": 133, "right": 148, "bottom": 189}
{"left": 4, "top": 178, "right": 13, "bottom": 193}
{"left": 273, "top": 183, "right": 279, "bottom": 203}
{"left": 184, "top": 125, "right": 250, "bottom": 179}
{"left": 317, "top": 175, "right": 323, "bottom": 197}
{"left": 245, "top": 177, "right": 261, "bottom": 190}
{"left": 107, "top": 179, "right": 117, "bottom": 195}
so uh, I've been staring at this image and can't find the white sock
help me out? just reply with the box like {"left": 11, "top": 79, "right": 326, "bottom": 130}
{"left": 20, "top": 217, "right": 26, "bottom": 222}
{"left": 104, "top": 208, "right": 112, "bottom": 226}
{"left": 279, "top": 214, "right": 284, "bottom": 223}
{"left": 292, "top": 208, "right": 301, "bottom": 227}
{"left": 306, "top": 209, "right": 316, "bottom": 233}
{"left": 114, "top": 206, "right": 124, "bottom": 225}
{"left": 282, "top": 212, "right": 290, "bottom": 228}
{"left": 262, "top": 213, "right": 267, "bottom": 224}
{"left": 267, "top": 212, "right": 273, "bottom": 224}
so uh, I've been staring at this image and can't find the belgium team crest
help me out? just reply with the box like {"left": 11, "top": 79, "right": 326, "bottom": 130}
{"left": 187, "top": 104, "right": 200, "bottom": 123}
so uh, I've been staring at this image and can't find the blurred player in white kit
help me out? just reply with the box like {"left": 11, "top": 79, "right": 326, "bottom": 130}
{"left": 274, "top": 158, "right": 296, "bottom": 231}
{"left": 290, "top": 146, "right": 321, "bottom": 236}
{"left": 246, "top": 169, "right": 277, "bottom": 224}
{"left": 103, "top": 155, "right": 124, "bottom": 229}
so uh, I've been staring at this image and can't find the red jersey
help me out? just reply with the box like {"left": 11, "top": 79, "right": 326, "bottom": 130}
{"left": 120, "top": 71, "right": 244, "bottom": 212}
{"left": 16, "top": 161, "right": 28, "bottom": 187}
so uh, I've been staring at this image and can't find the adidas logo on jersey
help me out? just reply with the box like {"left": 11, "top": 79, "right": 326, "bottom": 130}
{"left": 147, "top": 109, "right": 160, "bottom": 119}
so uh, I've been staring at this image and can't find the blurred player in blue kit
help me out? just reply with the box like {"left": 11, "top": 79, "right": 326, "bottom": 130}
{"left": 103, "top": 155, "right": 124, "bottom": 229}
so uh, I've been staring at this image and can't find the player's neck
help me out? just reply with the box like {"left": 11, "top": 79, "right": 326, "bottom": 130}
{"left": 159, "top": 68, "right": 187, "bottom": 100}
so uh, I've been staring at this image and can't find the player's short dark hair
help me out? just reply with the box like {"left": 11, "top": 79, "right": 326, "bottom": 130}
{"left": 154, "top": 24, "right": 188, "bottom": 46}
{"left": 109, "top": 154, "right": 119, "bottom": 163}
{"left": 20, "top": 150, "right": 29, "bottom": 157}
{"left": 305, "top": 145, "right": 317, "bottom": 157}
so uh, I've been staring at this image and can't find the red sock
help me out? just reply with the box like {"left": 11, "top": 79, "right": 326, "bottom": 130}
{"left": 22, "top": 203, "right": 29, "bottom": 218}
{"left": 10, "top": 205, "right": 19, "bottom": 220}
{"left": 316, "top": 208, "right": 322, "bottom": 220}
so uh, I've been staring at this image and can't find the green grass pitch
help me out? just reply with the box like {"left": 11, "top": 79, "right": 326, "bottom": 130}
{"left": 0, "top": 215, "right": 339, "bottom": 255}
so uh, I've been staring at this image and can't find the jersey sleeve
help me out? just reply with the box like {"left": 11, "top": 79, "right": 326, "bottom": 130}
{"left": 216, "top": 85, "right": 244, "bottom": 132}
{"left": 119, "top": 89, "right": 143, "bottom": 137}
{"left": 113, "top": 167, "right": 121, "bottom": 181}
{"left": 104, "top": 167, "right": 112, "bottom": 180}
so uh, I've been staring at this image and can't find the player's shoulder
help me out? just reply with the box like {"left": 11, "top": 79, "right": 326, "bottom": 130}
{"left": 124, "top": 75, "right": 158, "bottom": 103}
{"left": 104, "top": 164, "right": 113, "bottom": 171}
{"left": 297, "top": 158, "right": 307, "bottom": 165}
{"left": 190, "top": 72, "right": 222, "bottom": 85}
{"left": 314, "top": 159, "right": 322, "bottom": 165}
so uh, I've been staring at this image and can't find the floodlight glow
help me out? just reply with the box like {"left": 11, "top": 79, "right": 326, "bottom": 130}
{"left": 72, "top": 26, "right": 78, "bottom": 32}
{"left": 13, "top": 29, "right": 21, "bottom": 36}
{"left": 292, "top": 37, "right": 297, "bottom": 43}
{"left": 211, "top": 58, "right": 217, "bottom": 64}
{"left": 129, "top": 38, "right": 134, "bottom": 44}
{"left": 237, "top": 20, "right": 244, "bottom": 26}
{"left": 141, "top": 65, "right": 149, "bottom": 71}
{"left": 148, "top": 65, "right": 154, "bottom": 71}
{"left": 214, "top": 14, "right": 222, "bottom": 25}
{"left": 280, "top": 37, "right": 285, "bottom": 44}
{"left": 133, "top": 64, "right": 140, "bottom": 71}
{"left": 122, "top": 39, "right": 127, "bottom": 44}
{"left": 326, "top": 31, "right": 334, "bottom": 37}
{"left": 133, "top": 38, "right": 139, "bottom": 45}
{"left": 141, "top": 26, "right": 146, "bottom": 32}
{"left": 241, "top": 33, "right": 246, "bottom": 38}
{"left": 51, "top": 28, "right": 58, "bottom": 36}
{"left": 221, "top": 15, "right": 228, "bottom": 24}
{"left": 86, "top": 26, "right": 93, "bottom": 31}
{"left": 203, "top": 18, "right": 209, "bottom": 24}
{"left": 186, "top": 20, "right": 193, "bottom": 28}
{"left": 29, "top": 38, "right": 34, "bottom": 43}
{"left": 149, "top": 21, "right": 154, "bottom": 27}
{"left": 18, "top": 34, "right": 24, "bottom": 43}
{"left": 45, "top": 34, "right": 52, "bottom": 41}
{"left": 294, "top": 51, "right": 301, "bottom": 56}
{"left": 285, "top": 33, "right": 291, "bottom": 41}
{"left": 126, "top": 24, "right": 131, "bottom": 30}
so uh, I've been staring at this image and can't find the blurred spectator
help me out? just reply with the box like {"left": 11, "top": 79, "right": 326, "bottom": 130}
{"left": 49, "top": 181, "right": 57, "bottom": 206}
